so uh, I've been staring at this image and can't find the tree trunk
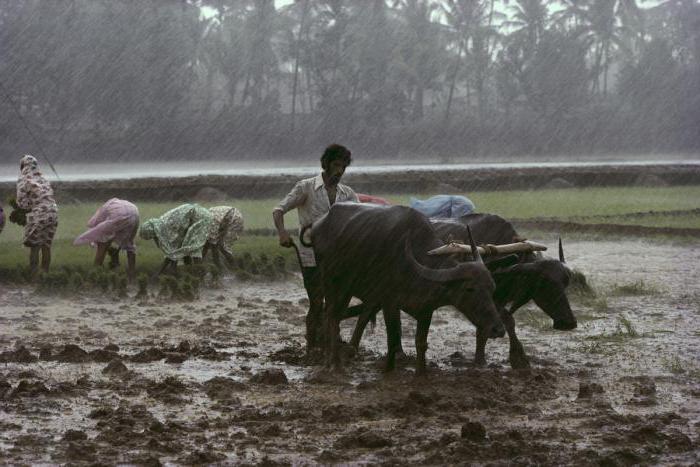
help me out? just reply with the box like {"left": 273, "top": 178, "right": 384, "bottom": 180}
{"left": 444, "top": 42, "right": 464, "bottom": 125}
{"left": 290, "top": 0, "right": 309, "bottom": 131}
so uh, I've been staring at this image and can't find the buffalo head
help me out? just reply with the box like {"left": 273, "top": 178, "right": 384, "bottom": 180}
{"left": 405, "top": 231, "right": 505, "bottom": 338}
{"left": 492, "top": 238, "right": 577, "bottom": 330}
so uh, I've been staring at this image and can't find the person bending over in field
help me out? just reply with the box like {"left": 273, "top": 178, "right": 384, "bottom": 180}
{"left": 272, "top": 143, "right": 358, "bottom": 350}
{"left": 139, "top": 203, "right": 213, "bottom": 275}
{"left": 16, "top": 155, "right": 58, "bottom": 279}
{"left": 203, "top": 206, "right": 244, "bottom": 268}
{"left": 74, "top": 198, "right": 140, "bottom": 280}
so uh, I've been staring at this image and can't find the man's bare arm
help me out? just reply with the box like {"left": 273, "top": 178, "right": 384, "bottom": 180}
{"left": 273, "top": 209, "right": 293, "bottom": 247}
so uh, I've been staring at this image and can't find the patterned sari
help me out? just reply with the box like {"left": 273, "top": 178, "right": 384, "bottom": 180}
{"left": 139, "top": 204, "right": 213, "bottom": 261}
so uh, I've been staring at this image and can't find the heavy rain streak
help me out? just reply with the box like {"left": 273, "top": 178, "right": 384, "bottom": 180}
{"left": 0, "top": 0, "right": 698, "bottom": 465}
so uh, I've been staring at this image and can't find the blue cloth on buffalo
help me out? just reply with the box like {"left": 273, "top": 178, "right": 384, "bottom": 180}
{"left": 410, "top": 195, "right": 475, "bottom": 218}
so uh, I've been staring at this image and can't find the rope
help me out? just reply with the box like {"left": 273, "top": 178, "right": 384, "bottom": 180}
{"left": 481, "top": 243, "right": 499, "bottom": 256}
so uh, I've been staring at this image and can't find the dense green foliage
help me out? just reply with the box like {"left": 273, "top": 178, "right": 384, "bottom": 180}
{"left": 1, "top": 0, "right": 698, "bottom": 162}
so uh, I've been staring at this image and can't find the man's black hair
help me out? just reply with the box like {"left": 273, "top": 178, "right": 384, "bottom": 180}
{"left": 321, "top": 144, "right": 352, "bottom": 170}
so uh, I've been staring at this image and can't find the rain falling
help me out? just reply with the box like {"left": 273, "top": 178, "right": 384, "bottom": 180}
{"left": 0, "top": 1, "right": 698, "bottom": 464}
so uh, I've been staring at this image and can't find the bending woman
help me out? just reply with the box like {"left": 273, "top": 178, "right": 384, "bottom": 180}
{"left": 139, "top": 203, "right": 213, "bottom": 275}
{"left": 74, "top": 198, "right": 140, "bottom": 280}
{"left": 204, "top": 206, "right": 244, "bottom": 268}
{"left": 16, "top": 155, "right": 58, "bottom": 278}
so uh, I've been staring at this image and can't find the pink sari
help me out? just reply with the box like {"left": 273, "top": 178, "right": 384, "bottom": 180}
{"left": 74, "top": 198, "right": 139, "bottom": 252}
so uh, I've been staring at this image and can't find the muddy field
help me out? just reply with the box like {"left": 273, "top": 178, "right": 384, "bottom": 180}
{"left": 1, "top": 237, "right": 699, "bottom": 465}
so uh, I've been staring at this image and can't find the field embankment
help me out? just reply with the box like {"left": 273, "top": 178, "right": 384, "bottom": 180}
{"left": 1, "top": 162, "right": 698, "bottom": 202}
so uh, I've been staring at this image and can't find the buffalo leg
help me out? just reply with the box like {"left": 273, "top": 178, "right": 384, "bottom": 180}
{"left": 383, "top": 306, "right": 402, "bottom": 372}
{"left": 415, "top": 311, "right": 433, "bottom": 375}
{"left": 326, "top": 292, "right": 352, "bottom": 371}
{"left": 301, "top": 267, "right": 325, "bottom": 351}
{"left": 474, "top": 327, "right": 488, "bottom": 366}
{"left": 504, "top": 312, "right": 530, "bottom": 369}
{"left": 349, "top": 304, "right": 380, "bottom": 350}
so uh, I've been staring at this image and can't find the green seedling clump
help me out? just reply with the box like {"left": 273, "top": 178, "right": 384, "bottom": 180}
{"left": 236, "top": 270, "right": 253, "bottom": 282}
{"left": 108, "top": 272, "right": 119, "bottom": 291}
{"left": 569, "top": 269, "right": 593, "bottom": 295}
{"left": 136, "top": 273, "right": 149, "bottom": 299}
{"left": 37, "top": 270, "right": 70, "bottom": 294}
{"left": 158, "top": 276, "right": 170, "bottom": 297}
{"left": 167, "top": 276, "right": 182, "bottom": 299}
{"left": 188, "top": 263, "right": 208, "bottom": 281}
{"left": 117, "top": 275, "right": 128, "bottom": 298}
{"left": 181, "top": 282, "right": 195, "bottom": 301}
{"left": 274, "top": 255, "right": 286, "bottom": 274}
{"left": 209, "top": 265, "right": 221, "bottom": 287}
{"left": 69, "top": 272, "right": 84, "bottom": 292}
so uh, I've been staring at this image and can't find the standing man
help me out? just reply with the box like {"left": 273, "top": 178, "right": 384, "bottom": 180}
{"left": 273, "top": 144, "right": 358, "bottom": 350}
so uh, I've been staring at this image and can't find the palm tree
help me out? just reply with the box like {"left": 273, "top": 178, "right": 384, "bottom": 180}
{"left": 393, "top": 0, "right": 442, "bottom": 121}
{"left": 556, "top": 0, "right": 637, "bottom": 96}
{"left": 503, "top": 0, "right": 550, "bottom": 59}
{"left": 440, "top": 0, "right": 501, "bottom": 121}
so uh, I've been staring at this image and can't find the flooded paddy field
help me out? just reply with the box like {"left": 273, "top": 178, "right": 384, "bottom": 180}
{"left": 1, "top": 236, "right": 698, "bottom": 465}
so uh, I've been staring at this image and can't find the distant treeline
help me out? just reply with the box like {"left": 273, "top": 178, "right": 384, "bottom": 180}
{"left": 0, "top": 0, "right": 698, "bottom": 163}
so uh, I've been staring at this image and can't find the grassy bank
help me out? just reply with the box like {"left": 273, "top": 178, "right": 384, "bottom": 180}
{"left": 0, "top": 185, "right": 698, "bottom": 275}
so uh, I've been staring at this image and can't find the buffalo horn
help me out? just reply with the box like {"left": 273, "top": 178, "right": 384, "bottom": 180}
{"left": 405, "top": 237, "right": 470, "bottom": 282}
{"left": 427, "top": 240, "right": 548, "bottom": 256}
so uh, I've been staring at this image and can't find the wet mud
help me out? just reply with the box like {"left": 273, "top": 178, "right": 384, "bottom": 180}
{"left": 0, "top": 238, "right": 698, "bottom": 465}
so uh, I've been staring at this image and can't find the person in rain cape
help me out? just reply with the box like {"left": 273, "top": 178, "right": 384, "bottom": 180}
{"left": 203, "top": 205, "right": 244, "bottom": 268}
{"left": 139, "top": 203, "right": 213, "bottom": 275}
{"left": 16, "top": 155, "right": 58, "bottom": 278}
{"left": 74, "top": 198, "right": 140, "bottom": 280}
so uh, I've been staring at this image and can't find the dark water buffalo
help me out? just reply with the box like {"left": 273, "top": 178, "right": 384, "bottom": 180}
{"left": 348, "top": 213, "right": 577, "bottom": 369}
{"left": 309, "top": 203, "right": 505, "bottom": 373}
